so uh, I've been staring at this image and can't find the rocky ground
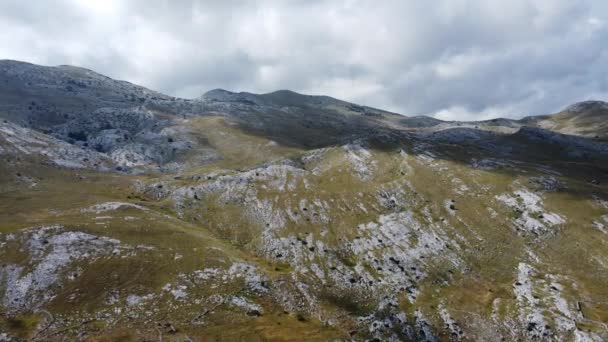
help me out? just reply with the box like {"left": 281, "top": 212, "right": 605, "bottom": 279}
{"left": 0, "top": 60, "right": 607, "bottom": 341}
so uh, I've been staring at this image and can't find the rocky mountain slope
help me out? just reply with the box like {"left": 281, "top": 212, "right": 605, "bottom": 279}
{"left": 521, "top": 101, "right": 608, "bottom": 141}
{"left": 0, "top": 60, "right": 607, "bottom": 341}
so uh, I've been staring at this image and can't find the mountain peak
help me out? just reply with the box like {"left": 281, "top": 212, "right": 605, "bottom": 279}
{"left": 204, "top": 88, "right": 235, "bottom": 95}
{"left": 200, "top": 88, "right": 236, "bottom": 100}
{"left": 564, "top": 100, "right": 608, "bottom": 113}
{"left": 263, "top": 89, "right": 300, "bottom": 96}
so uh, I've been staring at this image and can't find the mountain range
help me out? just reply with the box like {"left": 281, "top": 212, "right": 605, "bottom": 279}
{"left": 0, "top": 59, "right": 607, "bottom": 341}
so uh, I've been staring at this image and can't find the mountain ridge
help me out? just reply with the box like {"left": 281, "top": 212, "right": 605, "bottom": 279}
{"left": 3, "top": 59, "right": 607, "bottom": 126}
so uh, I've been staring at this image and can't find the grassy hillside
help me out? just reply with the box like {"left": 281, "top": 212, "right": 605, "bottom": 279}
{"left": 1, "top": 114, "right": 607, "bottom": 341}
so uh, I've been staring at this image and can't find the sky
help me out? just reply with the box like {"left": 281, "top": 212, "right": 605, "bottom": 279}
{"left": 1, "top": 0, "right": 607, "bottom": 120}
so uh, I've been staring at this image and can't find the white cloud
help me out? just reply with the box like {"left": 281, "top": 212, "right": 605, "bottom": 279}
{"left": 0, "top": 0, "right": 607, "bottom": 119}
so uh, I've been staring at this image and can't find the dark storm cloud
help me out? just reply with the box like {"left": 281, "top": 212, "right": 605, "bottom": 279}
{"left": 1, "top": 0, "right": 607, "bottom": 119}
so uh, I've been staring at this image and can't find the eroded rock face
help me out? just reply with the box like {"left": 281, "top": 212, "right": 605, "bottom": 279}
{"left": 0, "top": 120, "right": 113, "bottom": 170}
{"left": 511, "top": 263, "right": 602, "bottom": 341}
{"left": 343, "top": 142, "right": 376, "bottom": 181}
{"left": 496, "top": 189, "right": 566, "bottom": 237}
{"left": 0, "top": 226, "right": 124, "bottom": 312}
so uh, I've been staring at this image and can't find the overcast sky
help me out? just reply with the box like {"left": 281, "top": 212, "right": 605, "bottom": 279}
{"left": 1, "top": 0, "right": 607, "bottom": 120}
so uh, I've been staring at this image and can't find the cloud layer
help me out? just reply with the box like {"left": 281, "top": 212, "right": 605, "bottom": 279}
{"left": 1, "top": 0, "right": 607, "bottom": 119}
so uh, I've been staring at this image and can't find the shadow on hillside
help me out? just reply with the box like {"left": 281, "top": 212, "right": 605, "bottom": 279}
{"left": 234, "top": 114, "right": 608, "bottom": 200}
